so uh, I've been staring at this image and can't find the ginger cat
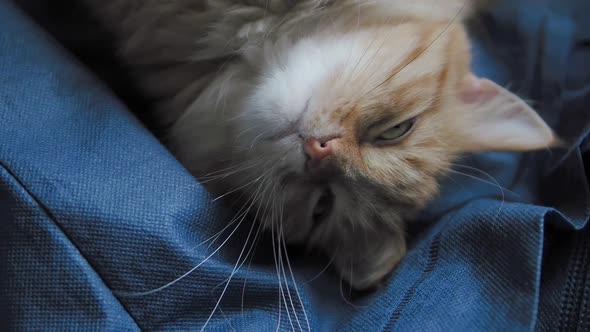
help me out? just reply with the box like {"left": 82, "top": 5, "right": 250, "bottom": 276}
{"left": 84, "top": 0, "right": 556, "bottom": 290}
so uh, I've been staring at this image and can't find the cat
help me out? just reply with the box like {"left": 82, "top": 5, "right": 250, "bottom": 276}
{"left": 83, "top": 0, "right": 557, "bottom": 290}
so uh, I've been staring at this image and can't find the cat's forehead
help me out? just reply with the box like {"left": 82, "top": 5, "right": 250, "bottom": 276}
{"left": 254, "top": 20, "right": 469, "bottom": 129}
{"left": 320, "top": 39, "right": 450, "bottom": 121}
{"left": 308, "top": 22, "right": 463, "bottom": 103}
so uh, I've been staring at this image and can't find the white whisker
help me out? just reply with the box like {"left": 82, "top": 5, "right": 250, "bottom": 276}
{"left": 200, "top": 177, "right": 275, "bottom": 331}
{"left": 271, "top": 190, "right": 292, "bottom": 331}
{"left": 338, "top": 272, "right": 366, "bottom": 309}
{"left": 199, "top": 158, "right": 261, "bottom": 178}
{"left": 448, "top": 163, "right": 509, "bottom": 220}
{"left": 278, "top": 212, "right": 303, "bottom": 332}
{"left": 212, "top": 162, "right": 277, "bottom": 202}
{"left": 206, "top": 174, "right": 271, "bottom": 251}
{"left": 279, "top": 193, "right": 311, "bottom": 332}
{"left": 302, "top": 252, "right": 337, "bottom": 285}
{"left": 239, "top": 217, "right": 265, "bottom": 313}
{"left": 277, "top": 227, "right": 296, "bottom": 332}
{"left": 199, "top": 159, "right": 265, "bottom": 184}
{"left": 115, "top": 170, "right": 271, "bottom": 298}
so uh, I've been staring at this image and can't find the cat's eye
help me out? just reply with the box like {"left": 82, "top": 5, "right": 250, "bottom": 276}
{"left": 376, "top": 118, "right": 417, "bottom": 142}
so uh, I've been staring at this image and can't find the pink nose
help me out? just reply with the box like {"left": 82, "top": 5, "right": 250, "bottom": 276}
{"left": 304, "top": 137, "right": 336, "bottom": 162}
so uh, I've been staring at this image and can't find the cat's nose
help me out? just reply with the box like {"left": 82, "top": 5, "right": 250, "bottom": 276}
{"left": 304, "top": 137, "right": 336, "bottom": 163}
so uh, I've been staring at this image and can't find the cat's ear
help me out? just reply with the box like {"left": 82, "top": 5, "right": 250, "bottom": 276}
{"left": 455, "top": 74, "right": 559, "bottom": 152}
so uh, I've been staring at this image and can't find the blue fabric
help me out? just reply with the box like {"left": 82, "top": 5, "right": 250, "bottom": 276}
{"left": 2, "top": 0, "right": 589, "bottom": 331}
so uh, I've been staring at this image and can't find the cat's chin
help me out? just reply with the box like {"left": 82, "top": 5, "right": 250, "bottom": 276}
{"left": 340, "top": 260, "right": 401, "bottom": 292}
{"left": 330, "top": 228, "right": 407, "bottom": 291}
{"left": 348, "top": 276, "right": 391, "bottom": 299}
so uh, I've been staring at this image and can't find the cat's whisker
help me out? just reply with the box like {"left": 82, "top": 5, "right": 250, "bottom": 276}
{"left": 199, "top": 160, "right": 265, "bottom": 184}
{"left": 226, "top": 111, "right": 259, "bottom": 122}
{"left": 201, "top": 177, "right": 275, "bottom": 332}
{"left": 277, "top": 225, "right": 297, "bottom": 332}
{"left": 302, "top": 251, "right": 337, "bottom": 285}
{"left": 214, "top": 182, "right": 276, "bottom": 293}
{"left": 338, "top": 270, "right": 366, "bottom": 309}
{"left": 360, "top": 17, "right": 415, "bottom": 89}
{"left": 364, "top": 0, "right": 467, "bottom": 96}
{"left": 240, "top": 191, "right": 274, "bottom": 313}
{"left": 339, "top": 1, "right": 362, "bottom": 72}
{"left": 206, "top": 199, "right": 257, "bottom": 251}
{"left": 248, "top": 129, "right": 275, "bottom": 150}
{"left": 210, "top": 216, "right": 265, "bottom": 292}
{"left": 276, "top": 197, "right": 299, "bottom": 332}
{"left": 214, "top": 307, "right": 237, "bottom": 332}
{"left": 336, "top": 4, "right": 369, "bottom": 81}
{"left": 203, "top": 175, "right": 271, "bottom": 253}
{"left": 270, "top": 193, "right": 283, "bottom": 332}
{"left": 271, "top": 193, "right": 293, "bottom": 332}
{"left": 256, "top": 171, "right": 283, "bottom": 330}
{"left": 115, "top": 173, "right": 270, "bottom": 298}
{"left": 275, "top": 180, "right": 298, "bottom": 332}
{"left": 212, "top": 162, "right": 277, "bottom": 202}
{"left": 279, "top": 192, "right": 311, "bottom": 332}
{"left": 211, "top": 149, "right": 291, "bottom": 204}
{"left": 197, "top": 159, "right": 264, "bottom": 183}
{"left": 349, "top": 14, "right": 399, "bottom": 87}
{"left": 235, "top": 125, "right": 263, "bottom": 140}
{"left": 343, "top": 26, "right": 380, "bottom": 86}
{"left": 448, "top": 164, "right": 509, "bottom": 220}
{"left": 205, "top": 210, "right": 248, "bottom": 252}
{"left": 199, "top": 157, "right": 264, "bottom": 178}
{"left": 202, "top": 174, "right": 270, "bottom": 254}
{"left": 204, "top": 151, "right": 290, "bottom": 328}
{"left": 448, "top": 163, "right": 517, "bottom": 197}
{"left": 265, "top": 181, "right": 291, "bottom": 332}
{"left": 347, "top": 37, "right": 388, "bottom": 89}
{"left": 205, "top": 172, "right": 270, "bottom": 253}
{"left": 205, "top": 155, "right": 289, "bottom": 254}
{"left": 189, "top": 200, "right": 250, "bottom": 251}
{"left": 209, "top": 170, "right": 282, "bottom": 324}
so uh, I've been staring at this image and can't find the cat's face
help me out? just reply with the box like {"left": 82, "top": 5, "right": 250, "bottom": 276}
{"left": 192, "top": 19, "right": 556, "bottom": 289}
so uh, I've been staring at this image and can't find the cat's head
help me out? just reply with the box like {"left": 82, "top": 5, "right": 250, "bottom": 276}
{"left": 179, "top": 4, "right": 557, "bottom": 290}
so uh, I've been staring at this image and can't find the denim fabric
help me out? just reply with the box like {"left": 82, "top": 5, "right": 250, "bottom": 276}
{"left": 1, "top": 1, "right": 589, "bottom": 331}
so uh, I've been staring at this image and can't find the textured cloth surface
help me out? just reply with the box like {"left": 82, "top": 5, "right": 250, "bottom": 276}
{"left": 2, "top": 0, "right": 590, "bottom": 331}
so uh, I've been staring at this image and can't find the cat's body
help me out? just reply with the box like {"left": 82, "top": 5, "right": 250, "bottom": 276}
{"left": 85, "top": 0, "right": 556, "bottom": 289}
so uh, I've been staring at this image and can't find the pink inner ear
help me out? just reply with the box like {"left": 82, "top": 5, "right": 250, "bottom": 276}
{"left": 460, "top": 74, "right": 499, "bottom": 104}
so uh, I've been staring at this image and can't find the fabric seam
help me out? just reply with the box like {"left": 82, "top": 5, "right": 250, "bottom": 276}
{"left": 384, "top": 231, "right": 442, "bottom": 330}
{"left": 530, "top": 214, "right": 546, "bottom": 332}
{"left": 0, "top": 161, "right": 143, "bottom": 331}
{"left": 382, "top": 208, "right": 463, "bottom": 331}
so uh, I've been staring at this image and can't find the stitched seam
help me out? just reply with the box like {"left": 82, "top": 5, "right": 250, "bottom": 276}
{"left": 557, "top": 226, "right": 590, "bottom": 331}
{"left": 530, "top": 214, "right": 546, "bottom": 332}
{"left": 382, "top": 207, "right": 463, "bottom": 331}
{"left": 385, "top": 232, "right": 442, "bottom": 330}
{"left": 0, "top": 161, "right": 143, "bottom": 331}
